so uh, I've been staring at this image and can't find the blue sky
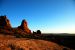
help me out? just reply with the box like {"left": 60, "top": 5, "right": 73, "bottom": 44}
{"left": 0, "top": 0, "right": 75, "bottom": 33}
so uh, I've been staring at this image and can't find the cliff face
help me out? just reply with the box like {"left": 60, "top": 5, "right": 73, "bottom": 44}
{"left": 18, "top": 19, "right": 31, "bottom": 34}
{"left": 0, "top": 16, "right": 31, "bottom": 35}
{"left": 0, "top": 16, "right": 11, "bottom": 29}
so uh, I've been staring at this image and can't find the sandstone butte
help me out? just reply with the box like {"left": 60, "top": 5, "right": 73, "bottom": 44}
{"left": 0, "top": 15, "right": 31, "bottom": 35}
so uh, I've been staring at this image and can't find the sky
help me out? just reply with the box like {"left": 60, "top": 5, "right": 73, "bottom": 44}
{"left": 0, "top": 0, "right": 75, "bottom": 33}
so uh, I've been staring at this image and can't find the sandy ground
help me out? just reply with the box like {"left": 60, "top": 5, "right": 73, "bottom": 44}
{"left": 0, "top": 34, "right": 72, "bottom": 50}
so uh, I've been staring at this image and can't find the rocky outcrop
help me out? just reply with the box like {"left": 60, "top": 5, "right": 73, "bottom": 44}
{"left": 0, "top": 16, "right": 11, "bottom": 29}
{"left": 0, "top": 15, "right": 31, "bottom": 35}
{"left": 18, "top": 19, "right": 31, "bottom": 34}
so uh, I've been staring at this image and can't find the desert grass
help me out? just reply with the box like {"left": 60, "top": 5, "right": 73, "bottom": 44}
{"left": 0, "top": 34, "right": 73, "bottom": 50}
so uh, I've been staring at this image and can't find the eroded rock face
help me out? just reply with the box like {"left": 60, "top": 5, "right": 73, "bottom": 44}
{"left": 0, "top": 16, "right": 11, "bottom": 29}
{"left": 18, "top": 19, "right": 31, "bottom": 34}
{"left": 0, "top": 15, "right": 31, "bottom": 35}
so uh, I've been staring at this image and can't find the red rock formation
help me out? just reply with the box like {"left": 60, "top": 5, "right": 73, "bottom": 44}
{"left": 18, "top": 19, "right": 31, "bottom": 34}
{"left": 0, "top": 15, "right": 31, "bottom": 35}
{"left": 0, "top": 16, "right": 11, "bottom": 29}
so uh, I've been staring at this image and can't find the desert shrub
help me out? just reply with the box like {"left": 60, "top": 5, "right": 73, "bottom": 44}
{"left": 29, "top": 48, "right": 33, "bottom": 50}
{"left": 8, "top": 44, "right": 16, "bottom": 50}
{"left": 63, "top": 48, "right": 68, "bottom": 50}
{"left": 22, "top": 34, "right": 32, "bottom": 38}
{"left": 17, "top": 48, "right": 24, "bottom": 50}
{"left": 8, "top": 44, "right": 25, "bottom": 50}
{"left": 15, "top": 34, "right": 22, "bottom": 38}
{"left": 0, "top": 46, "right": 11, "bottom": 50}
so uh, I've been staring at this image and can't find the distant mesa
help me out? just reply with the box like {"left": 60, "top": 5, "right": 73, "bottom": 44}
{"left": 33, "top": 30, "right": 41, "bottom": 36}
{"left": 0, "top": 15, "right": 31, "bottom": 35}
